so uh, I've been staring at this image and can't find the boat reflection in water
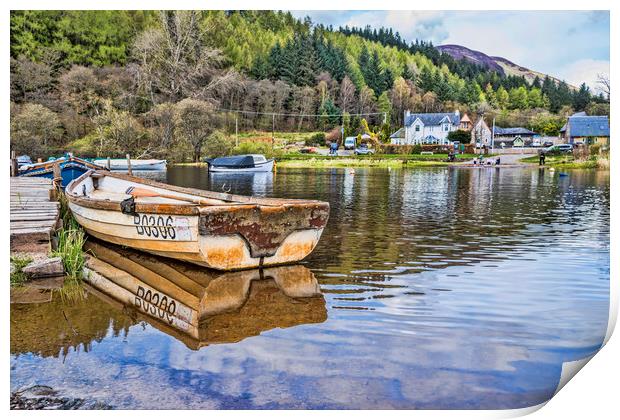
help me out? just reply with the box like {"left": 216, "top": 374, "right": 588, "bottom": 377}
{"left": 82, "top": 240, "right": 326, "bottom": 350}
{"left": 207, "top": 171, "right": 274, "bottom": 198}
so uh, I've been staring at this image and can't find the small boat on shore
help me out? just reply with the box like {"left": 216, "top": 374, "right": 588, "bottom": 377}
{"left": 205, "top": 154, "right": 274, "bottom": 173}
{"left": 18, "top": 154, "right": 105, "bottom": 189}
{"left": 66, "top": 170, "right": 329, "bottom": 270}
{"left": 93, "top": 158, "right": 167, "bottom": 171}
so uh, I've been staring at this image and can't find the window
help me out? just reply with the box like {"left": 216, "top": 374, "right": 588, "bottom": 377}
{"left": 415, "top": 125, "right": 420, "bottom": 132}
{"left": 443, "top": 124, "right": 450, "bottom": 132}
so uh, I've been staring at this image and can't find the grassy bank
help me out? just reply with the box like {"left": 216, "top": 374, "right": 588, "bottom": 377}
{"left": 10, "top": 255, "right": 33, "bottom": 287}
{"left": 172, "top": 153, "right": 483, "bottom": 168}
{"left": 277, "top": 158, "right": 451, "bottom": 168}
{"left": 276, "top": 153, "right": 482, "bottom": 168}
{"left": 520, "top": 154, "right": 608, "bottom": 169}
{"left": 10, "top": 193, "right": 87, "bottom": 291}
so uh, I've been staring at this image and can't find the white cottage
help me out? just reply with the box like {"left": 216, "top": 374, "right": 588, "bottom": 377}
{"left": 391, "top": 111, "right": 462, "bottom": 145}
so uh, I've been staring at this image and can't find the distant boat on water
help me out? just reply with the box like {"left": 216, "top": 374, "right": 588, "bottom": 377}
{"left": 205, "top": 154, "right": 274, "bottom": 173}
{"left": 18, "top": 154, "right": 105, "bottom": 189}
{"left": 93, "top": 158, "right": 167, "bottom": 171}
{"left": 16, "top": 155, "right": 32, "bottom": 168}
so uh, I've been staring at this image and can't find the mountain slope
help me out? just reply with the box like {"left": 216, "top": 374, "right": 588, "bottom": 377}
{"left": 437, "top": 44, "right": 571, "bottom": 88}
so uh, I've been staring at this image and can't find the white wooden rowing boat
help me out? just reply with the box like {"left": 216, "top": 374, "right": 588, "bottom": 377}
{"left": 65, "top": 170, "right": 329, "bottom": 270}
{"left": 93, "top": 159, "right": 167, "bottom": 171}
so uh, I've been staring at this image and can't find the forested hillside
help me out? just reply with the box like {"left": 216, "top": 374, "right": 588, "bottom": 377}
{"left": 10, "top": 10, "right": 610, "bottom": 161}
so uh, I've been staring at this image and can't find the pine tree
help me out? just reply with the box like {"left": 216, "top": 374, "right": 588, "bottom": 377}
{"left": 402, "top": 63, "right": 414, "bottom": 81}
{"left": 572, "top": 83, "right": 591, "bottom": 111}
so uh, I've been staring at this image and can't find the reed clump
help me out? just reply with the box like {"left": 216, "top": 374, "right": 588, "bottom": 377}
{"left": 52, "top": 193, "right": 86, "bottom": 282}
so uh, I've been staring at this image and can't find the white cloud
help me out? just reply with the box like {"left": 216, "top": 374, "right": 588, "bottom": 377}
{"left": 557, "top": 59, "right": 610, "bottom": 93}
{"left": 344, "top": 11, "right": 449, "bottom": 43}
{"left": 291, "top": 10, "right": 609, "bottom": 87}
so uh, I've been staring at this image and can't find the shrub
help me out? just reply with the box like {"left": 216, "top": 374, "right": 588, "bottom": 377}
{"left": 233, "top": 141, "right": 283, "bottom": 159}
{"left": 203, "top": 130, "right": 235, "bottom": 158}
{"left": 412, "top": 144, "right": 422, "bottom": 154}
{"left": 325, "top": 127, "right": 340, "bottom": 142}
{"left": 447, "top": 129, "right": 471, "bottom": 143}
{"left": 376, "top": 144, "right": 414, "bottom": 154}
{"left": 589, "top": 143, "right": 601, "bottom": 155}
{"left": 420, "top": 144, "right": 452, "bottom": 153}
{"left": 305, "top": 132, "right": 326, "bottom": 146}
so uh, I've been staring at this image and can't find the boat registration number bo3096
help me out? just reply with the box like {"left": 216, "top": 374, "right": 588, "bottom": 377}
{"left": 132, "top": 214, "right": 192, "bottom": 241}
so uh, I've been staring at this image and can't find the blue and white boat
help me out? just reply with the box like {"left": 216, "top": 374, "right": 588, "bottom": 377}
{"left": 18, "top": 154, "right": 106, "bottom": 189}
{"left": 205, "top": 154, "right": 274, "bottom": 173}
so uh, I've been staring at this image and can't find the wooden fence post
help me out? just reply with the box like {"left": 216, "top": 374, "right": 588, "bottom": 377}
{"left": 52, "top": 161, "right": 62, "bottom": 190}
{"left": 10, "top": 151, "right": 17, "bottom": 177}
{"left": 107, "top": 157, "right": 111, "bottom": 170}
{"left": 126, "top": 154, "right": 133, "bottom": 176}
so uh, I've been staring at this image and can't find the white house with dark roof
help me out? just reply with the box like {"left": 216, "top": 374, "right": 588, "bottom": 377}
{"left": 471, "top": 117, "right": 492, "bottom": 146}
{"left": 391, "top": 110, "right": 463, "bottom": 145}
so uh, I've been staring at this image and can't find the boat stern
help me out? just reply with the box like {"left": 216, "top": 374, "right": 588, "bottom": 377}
{"left": 197, "top": 202, "right": 329, "bottom": 270}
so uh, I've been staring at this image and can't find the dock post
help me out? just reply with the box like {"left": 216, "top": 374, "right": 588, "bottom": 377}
{"left": 107, "top": 156, "right": 111, "bottom": 170}
{"left": 52, "top": 161, "right": 62, "bottom": 190}
{"left": 126, "top": 154, "right": 133, "bottom": 176}
{"left": 10, "top": 151, "right": 17, "bottom": 177}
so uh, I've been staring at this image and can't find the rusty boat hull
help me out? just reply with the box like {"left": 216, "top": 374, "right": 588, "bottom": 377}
{"left": 65, "top": 170, "right": 329, "bottom": 270}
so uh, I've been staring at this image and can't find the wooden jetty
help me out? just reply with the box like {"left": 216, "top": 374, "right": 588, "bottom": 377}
{"left": 10, "top": 177, "right": 61, "bottom": 253}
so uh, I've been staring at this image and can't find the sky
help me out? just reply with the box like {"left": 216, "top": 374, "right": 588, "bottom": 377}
{"left": 290, "top": 10, "right": 610, "bottom": 92}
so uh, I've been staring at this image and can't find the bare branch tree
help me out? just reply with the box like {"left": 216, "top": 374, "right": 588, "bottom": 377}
{"left": 338, "top": 76, "right": 356, "bottom": 114}
{"left": 132, "top": 11, "right": 239, "bottom": 105}
{"left": 597, "top": 73, "right": 610, "bottom": 99}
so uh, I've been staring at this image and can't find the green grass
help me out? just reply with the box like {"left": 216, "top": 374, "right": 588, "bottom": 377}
{"left": 279, "top": 153, "right": 481, "bottom": 161}
{"left": 10, "top": 256, "right": 33, "bottom": 287}
{"left": 520, "top": 154, "right": 603, "bottom": 169}
{"left": 276, "top": 153, "right": 485, "bottom": 168}
{"left": 277, "top": 157, "right": 452, "bottom": 168}
{"left": 52, "top": 193, "right": 87, "bottom": 282}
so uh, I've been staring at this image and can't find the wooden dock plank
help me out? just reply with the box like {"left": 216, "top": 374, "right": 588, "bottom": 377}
{"left": 10, "top": 177, "right": 60, "bottom": 253}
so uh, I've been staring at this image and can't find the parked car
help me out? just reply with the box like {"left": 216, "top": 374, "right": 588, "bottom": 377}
{"left": 344, "top": 136, "right": 356, "bottom": 150}
{"left": 354, "top": 144, "right": 374, "bottom": 155}
{"left": 299, "top": 146, "right": 318, "bottom": 154}
{"left": 542, "top": 141, "right": 554, "bottom": 148}
{"left": 545, "top": 144, "right": 573, "bottom": 154}
{"left": 531, "top": 140, "right": 542, "bottom": 147}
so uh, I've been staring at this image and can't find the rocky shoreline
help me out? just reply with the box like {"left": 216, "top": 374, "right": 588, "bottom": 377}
{"left": 10, "top": 385, "right": 112, "bottom": 410}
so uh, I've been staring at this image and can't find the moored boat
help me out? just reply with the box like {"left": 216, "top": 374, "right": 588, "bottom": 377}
{"left": 93, "top": 158, "right": 167, "bottom": 171}
{"left": 18, "top": 154, "right": 106, "bottom": 189}
{"left": 16, "top": 155, "right": 32, "bottom": 168}
{"left": 65, "top": 170, "right": 329, "bottom": 270}
{"left": 206, "top": 154, "right": 274, "bottom": 172}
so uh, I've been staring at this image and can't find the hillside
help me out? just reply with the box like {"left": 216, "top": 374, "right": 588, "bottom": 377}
{"left": 10, "top": 10, "right": 605, "bottom": 161}
{"left": 437, "top": 44, "right": 572, "bottom": 88}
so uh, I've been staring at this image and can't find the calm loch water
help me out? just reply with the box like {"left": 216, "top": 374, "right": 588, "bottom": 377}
{"left": 10, "top": 167, "right": 610, "bottom": 409}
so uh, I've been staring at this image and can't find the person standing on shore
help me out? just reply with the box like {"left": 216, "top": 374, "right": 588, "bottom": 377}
{"left": 539, "top": 151, "right": 546, "bottom": 166}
